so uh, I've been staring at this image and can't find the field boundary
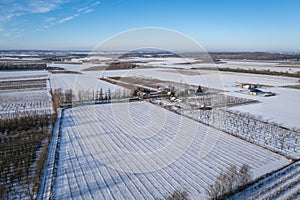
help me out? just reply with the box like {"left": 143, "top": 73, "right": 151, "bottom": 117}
{"left": 37, "top": 109, "right": 62, "bottom": 200}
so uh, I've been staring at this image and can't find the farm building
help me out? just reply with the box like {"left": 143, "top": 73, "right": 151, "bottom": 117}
{"left": 238, "top": 83, "right": 258, "bottom": 89}
{"left": 249, "top": 88, "right": 263, "bottom": 95}
{"left": 138, "top": 91, "right": 150, "bottom": 99}
{"left": 249, "top": 88, "right": 275, "bottom": 97}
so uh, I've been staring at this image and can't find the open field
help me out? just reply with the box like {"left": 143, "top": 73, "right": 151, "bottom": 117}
{"left": 0, "top": 74, "right": 53, "bottom": 118}
{"left": 50, "top": 73, "right": 129, "bottom": 95}
{"left": 52, "top": 102, "right": 290, "bottom": 199}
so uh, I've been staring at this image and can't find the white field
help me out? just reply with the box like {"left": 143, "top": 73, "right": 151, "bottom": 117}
{"left": 227, "top": 87, "right": 300, "bottom": 132}
{"left": 0, "top": 89, "right": 53, "bottom": 117}
{"left": 50, "top": 73, "right": 129, "bottom": 95}
{"left": 175, "top": 107, "right": 300, "bottom": 159}
{"left": 72, "top": 56, "right": 300, "bottom": 73}
{"left": 48, "top": 63, "right": 102, "bottom": 72}
{"left": 52, "top": 102, "right": 290, "bottom": 200}
{"left": 101, "top": 68, "right": 298, "bottom": 88}
{"left": 0, "top": 72, "right": 53, "bottom": 117}
{"left": 124, "top": 57, "right": 300, "bottom": 73}
{"left": 229, "top": 161, "right": 300, "bottom": 200}
{"left": 218, "top": 59, "right": 300, "bottom": 73}
{"left": 0, "top": 70, "right": 49, "bottom": 80}
{"left": 129, "top": 57, "right": 203, "bottom": 69}
{"left": 78, "top": 56, "right": 300, "bottom": 72}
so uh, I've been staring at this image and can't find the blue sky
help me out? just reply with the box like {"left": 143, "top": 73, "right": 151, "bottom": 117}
{"left": 0, "top": 0, "right": 299, "bottom": 51}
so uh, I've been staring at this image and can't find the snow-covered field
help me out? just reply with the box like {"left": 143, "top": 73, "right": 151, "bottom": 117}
{"left": 50, "top": 72, "right": 129, "bottom": 95}
{"left": 48, "top": 63, "right": 101, "bottom": 71}
{"left": 218, "top": 59, "right": 300, "bottom": 73}
{"left": 229, "top": 161, "right": 300, "bottom": 200}
{"left": 0, "top": 70, "right": 49, "bottom": 80}
{"left": 101, "top": 68, "right": 298, "bottom": 89}
{"left": 52, "top": 102, "right": 290, "bottom": 199}
{"left": 0, "top": 72, "right": 53, "bottom": 117}
{"left": 163, "top": 106, "right": 300, "bottom": 159}
{"left": 130, "top": 57, "right": 206, "bottom": 69}
{"left": 72, "top": 56, "right": 300, "bottom": 73}
{"left": 0, "top": 89, "right": 53, "bottom": 117}
{"left": 1, "top": 55, "right": 299, "bottom": 199}
{"left": 228, "top": 87, "right": 300, "bottom": 131}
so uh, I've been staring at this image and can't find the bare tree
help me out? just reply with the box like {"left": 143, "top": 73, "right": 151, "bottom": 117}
{"left": 64, "top": 89, "right": 73, "bottom": 104}
{"left": 206, "top": 164, "right": 252, "bottom": 200}
{"left": 165, "top": 189, "right": 189, "bottom": 200}
{"left": 238, "top": 164, "right": 252, "bottom": 186}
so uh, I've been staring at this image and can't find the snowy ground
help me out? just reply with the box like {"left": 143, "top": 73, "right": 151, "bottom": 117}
{"left": 101, "top": 68, "right": 298, "bottom": 89}
{"left": 50, "top": 72, "right": 129, "bottom": 95}
{"left": 218, "top": 59, "right": 300, "bottom": 73}
{"left": 49, "top": 63, "right": 300, "bottom": 131}
{"left": 72, "top": 56, "right": 300, "bottom": 73}
{"left": 2, "top": 56, "right": 298, "bottom": 199}
{"left": 0, "top": 72, "right": 53, "bottom": 117}
{"left": 229, "top": 161, "right": 300, "bottom": 200}
{"left": 48, "top": 63, "right": 101, "bottom": 72}
{"left": 227, "top": 87, "right": 300, "bottom": 132}
{"left": 0, "top": 89, "right": 53, "bottom": 117}
{"left": 52, "top": 102, "right": 290, "bottom": 200}
{"left": 155, "top": 100, "right": 300, "bottom": 159}
{"left": 0, "top": 70, "right": 49, "bottom": 80}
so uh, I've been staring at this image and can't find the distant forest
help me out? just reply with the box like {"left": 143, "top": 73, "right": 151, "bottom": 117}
{"left": 209, "top": 52, "right": 300, "bottom": 60}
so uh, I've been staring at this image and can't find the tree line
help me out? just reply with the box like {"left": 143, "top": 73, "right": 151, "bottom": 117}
{"left": 0, "top": 63, "right": 47, "bottom": 71}
{"left": 0, "top": 111, "right": 56, "bottom": 199}
{"left": 206, "top": 164, "right": 252, "bottom": 200}
{"left": 51, "top": 88, "right": 132, "bottom": 109}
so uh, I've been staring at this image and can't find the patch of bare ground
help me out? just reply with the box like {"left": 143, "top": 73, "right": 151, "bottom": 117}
{"left": 158, "top": 69, "right": 210, "bottom": 76}
{"left": 282, "top": 84, "right": 300, "bottom": 90}
{"left": 49, "top": 70, "right": 81, "bottom": 74}
{"left": 82, "top": 65, "right": 106, "bottom": 71}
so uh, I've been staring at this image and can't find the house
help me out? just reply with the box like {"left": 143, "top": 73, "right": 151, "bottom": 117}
{"left": 186, "top": 89, "right": 196, "bottom": 95}
{"left": 238, "top": 83, "right": 258, "bottom": 89}
{"left": 156, "top": 86, "right": 164, "bottom": 92}
{"left": 198, "top": 104, "right": 212, "bottom": 110}
{"left": 249, "top": 88, "right": 263, "bottom": 95}
{"left": 137, "top": 91, "right": 150, "bottom": 99}
{"left": 185, "top": 86, "right": 204, "bottom": 96}
{"left": 167, "top": 91, "right": 175, "bottom": 97}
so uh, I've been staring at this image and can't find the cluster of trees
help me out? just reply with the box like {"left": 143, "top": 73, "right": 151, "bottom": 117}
{"left": 185, "top": 93, "right": 256, "bottom": 108}
{"left": 0, "top": 63, "right": 47, "bottom": 71}
{"left": 132, "top": 87, "right": 152, "bottom": 96}
{"left": 210, "top": 52, "right": 300, "bottom": 60}
{"left": 0, "top": 111, "right": 54, "bottom": 135}
{"left": 51, "top": 88, "right": 132, "bottom": 109}
{"left": 162, "top": 100, "right": 298, "bottom": 157}
{"left": 158, "top": 165, "right": 251, "bottom": 200}
{"left": 165, "top": 190, "right": 188, "bottom": 200}
{"left": 0, "top": 79, "right": 47, "bottom": 90}
{"left": 206, "top": 164, "right": 252, "bottom": 200}
{"left": 217, "top": 67, "right": 300, "bottom": 78}
{"left": 0, "top": 111, "right": 56, "bottom": 199}
{"left": 106, "top": 61, "right": 138, "bottom": 70}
